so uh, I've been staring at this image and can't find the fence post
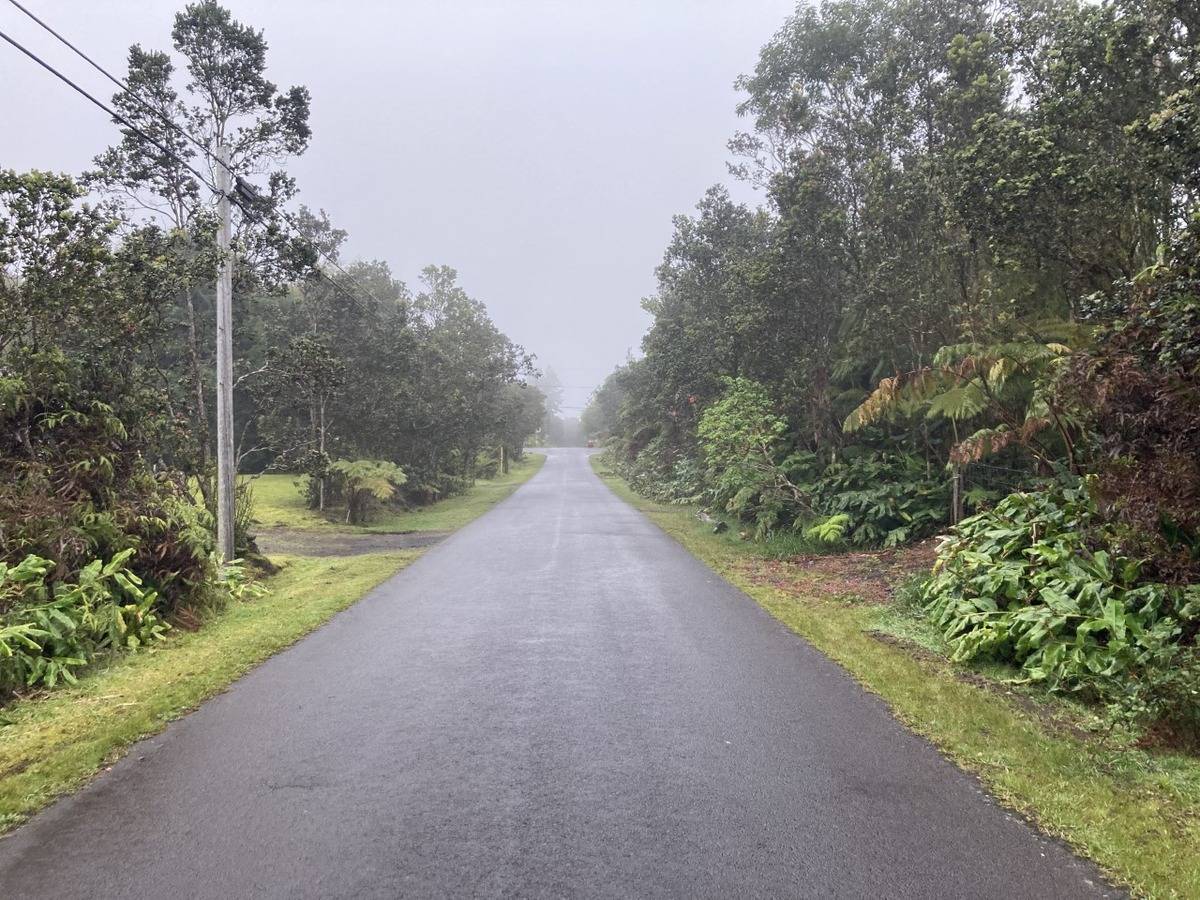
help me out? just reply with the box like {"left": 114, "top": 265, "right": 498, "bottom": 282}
{"left": 951, "top": 465, "right": 964, "bottom": 525}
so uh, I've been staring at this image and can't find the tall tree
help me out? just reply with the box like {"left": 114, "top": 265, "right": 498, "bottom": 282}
{"left": 89, "top": 1, "right": 313, "bottom": 496}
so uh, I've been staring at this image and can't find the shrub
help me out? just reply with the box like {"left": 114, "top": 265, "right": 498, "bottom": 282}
{"left": 474, "top": 449, "right": 501, "bottom": 480}
{"left": 217, "top": 558, "right": 268, "bottom": 605}
{"left": 1108, "top": 648, "right": 1200, "bottom": 749}
{"left": 923, "top": 479, "right": 1200, "bottom": 701}
{"left": 0, "top": 549, "right": 169, "bottom": 695}
{"left": 624, "top": 409, "right": 949, "bottom": 546}
{"left": 616, "top": 436, "right": 705, "bottom": 506}
{"left": 802, "top": 451, "right": 949, "bottom": 547}
{"left": 327, "top": 459, "right": 407, "bottom": 525}
{"left": 805, "top": 514, "right": 850, "bottom": 545}
{"left": 0, "top": 352, "right": 214, "bottom": 609}
{"left": 698, "top": 377, "right": 790, "bottom": 521}
{"left": 1064, "top": 222, "right": 1200, "bottom": 584}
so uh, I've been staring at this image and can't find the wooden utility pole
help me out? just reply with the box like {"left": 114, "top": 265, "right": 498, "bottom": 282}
{"left": 215, "top": 144, "right": 236, "bottom": 562}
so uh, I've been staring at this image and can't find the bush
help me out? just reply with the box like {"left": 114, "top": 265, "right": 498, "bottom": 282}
{"left": 474, "top": 449, "right": 502, "bottom": 480}
{"left": 1064, "top": 222, "right": 1200, "bottom": 585}
{"left": 1109, "top": 648, "right": 1200, "bottom": 749}
{"left": 0, "top": 352, "right": 215, "bottom": 609}
{"left": 622, "top": 416, "right": 949, "bottom": 546}
{"left": 698, "top": 377, "right": 789, "bottom": 526}
{"left": 326, "top": 459, "right": 407, "bottom": 525}
{"left": 800, "top": 450, "right": 949, "bottom": 547}
{"left": 0, "top": 549, "right": 169, "bottom": 695}
{"left": 923, "top": 479, "right": 1200, "bottom": 704}
{"left": 616, "top": 436, "right": 705, "bottom": 506}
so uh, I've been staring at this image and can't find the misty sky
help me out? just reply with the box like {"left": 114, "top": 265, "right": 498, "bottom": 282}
{"left": 1, "top": 0, "right": 795, "bottom": 414}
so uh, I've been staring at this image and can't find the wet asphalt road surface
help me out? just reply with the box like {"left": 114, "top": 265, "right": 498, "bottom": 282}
{"left": 0, "top": 448, "right": 1117, "bottom": 898}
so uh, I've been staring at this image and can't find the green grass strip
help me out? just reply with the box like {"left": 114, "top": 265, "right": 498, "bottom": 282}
{"left": 592, "top": 457, "right": 1200, "bottom": 899}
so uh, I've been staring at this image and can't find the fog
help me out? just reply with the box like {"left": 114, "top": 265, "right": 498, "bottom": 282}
{"left": 1, "top": 0, "right": 794, "bottom": 413}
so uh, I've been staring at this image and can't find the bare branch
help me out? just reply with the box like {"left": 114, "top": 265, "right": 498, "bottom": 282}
{"left": 233, "top": 363, "right": 270, "bottom": 389}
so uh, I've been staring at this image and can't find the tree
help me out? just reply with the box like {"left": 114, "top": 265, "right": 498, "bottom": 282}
{"left": 0, "top": 170, "right": 195, "bottom": 457}
{"left": 639, "top": 187, "right": 773, "bottom": 443}
{"left": 398, "top": 266, "right": 535, "bottom": 487}
{"left": 0, "top": 172, "right": 117, "bottom": 357}
{"left": 89, "top": 1, "right": 314, "bottom": 498}
{"left": 697, "top": 377, "right": 795, "bottom": 527}
{"left": 253, "top": 335, "right": 346, "bottom": 507}
{"left": 598, "top": 0, "right": 1200, "bottom": 553}
{"left": 328, "top": 459, "right": 406, "bottom": 525}
{"left": 495, "top": 383, "right": 547, "bottom": 469}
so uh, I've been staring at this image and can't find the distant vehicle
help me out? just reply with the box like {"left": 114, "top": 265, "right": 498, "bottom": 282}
{"left": 586, "top": 440, "right": 595, "bottom": 448}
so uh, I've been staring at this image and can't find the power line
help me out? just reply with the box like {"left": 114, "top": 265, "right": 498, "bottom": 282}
{"left": 0, "top": 26, "right": 220, "bottom": 198}
{"left": 4, "top": 0, "right": 234, "bottom": 174}
{"left": 1, "top": 6, "right": 388, "bottom": 311}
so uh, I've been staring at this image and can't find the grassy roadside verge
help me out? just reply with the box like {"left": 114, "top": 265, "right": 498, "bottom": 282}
{"left": 0, "top": 454, "right": 544, "bottom": 834}
{"left": 591, "top": 456, "right": 1200, "bottom": 899}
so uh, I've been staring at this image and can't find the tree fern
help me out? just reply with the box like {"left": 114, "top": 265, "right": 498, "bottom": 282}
{"left": 329, "top": 459, "right": 408, "bottom": 524}
{"left": 844, "top": 340, "right": 1077, "bottom": 468}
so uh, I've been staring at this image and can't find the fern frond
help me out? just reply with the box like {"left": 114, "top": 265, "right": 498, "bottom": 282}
{"left": 805, "top": 513, "right": 850, "bottom": 543}
{"left": 926, "top": 383, "right": 988, "bottom": 421}
{"left": 843, "top": 369, "right": 943, "bottom": 432}
{"left": 950, "top": 425, "right": 1018, "bottom": 464}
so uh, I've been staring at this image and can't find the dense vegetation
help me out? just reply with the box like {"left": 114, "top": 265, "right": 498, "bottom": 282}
{"left": 0, "top": 2, "right": 543, "bottom": 696}
{"left": 587, "top": 0, "right": 1199, "bottom": 741}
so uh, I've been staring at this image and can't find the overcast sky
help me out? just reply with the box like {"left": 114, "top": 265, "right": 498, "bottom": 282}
{"left": 1, "top": 0, "right": 795, "bottom": 414}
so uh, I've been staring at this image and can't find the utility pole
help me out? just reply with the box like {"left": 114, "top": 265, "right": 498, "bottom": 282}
{"left": 215, "top": 144, "right": 236, "bottom": 562}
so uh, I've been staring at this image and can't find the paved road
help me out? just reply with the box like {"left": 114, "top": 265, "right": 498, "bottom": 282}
{"left": 0, "top": 449, "right": 1115, "bottom": 898}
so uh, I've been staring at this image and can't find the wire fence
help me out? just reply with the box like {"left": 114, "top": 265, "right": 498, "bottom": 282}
{"left": 949, "top": 461, "right": 1044, "bottom": 524}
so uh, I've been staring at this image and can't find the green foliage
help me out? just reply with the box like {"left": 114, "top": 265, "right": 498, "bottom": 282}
{"left": 587, "top": 0, "right": 1198, "bottom": 564}
{"left": 844, "top": 340, "right": 1079, "bottom": 468}
{"left": 1063, "top": 220, "right": 1200, "bottom": 584}
{"left": 327, "top": 459, "right": 407, "bottom": 525}
{"left": 0, "top": 550, "right": 169, "bottom": 694}
{"left": 1107, "top": 649, "right": 1200, "bottom": 749}
{"left": 92, "top": 0, "right": 312, "bottom": 283}
{"left": 801, "top": 452, "right": 949, "bottom": 548}
{"left": 622, "top": 374, "right": 952, "bottom": 546}
{"left": 697, "top": 377, "right": 793, "bottom": 530}
{"left": 612, "top": 438, "right": 704, "bottom": 507}
{"left": 923, "top": 480, "right": 1200, "bottom": 711}
{"left": 217, "top": 559, "right": 268, "bottom": 604}
{"left": 0, "top": 352, "right": 215, "bottom": 609}
{"left": 249, "top": 260, "right": 540, "bottom": 504}
{"left": 473, "top": 449, "right": 502, "bottom": 481}
{"left": 328, "top": 459, "right": 407, "bottom": 501}
{"left": 805, "top": 514, "right": 850, "bottom": 545}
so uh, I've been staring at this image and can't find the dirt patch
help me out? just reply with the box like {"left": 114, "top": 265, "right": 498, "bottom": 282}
{"left": 736, "top": 540, "right": 938, "bottom": 603}
{"left": 254, "top": 527, "right": 449, "bottom": 558}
